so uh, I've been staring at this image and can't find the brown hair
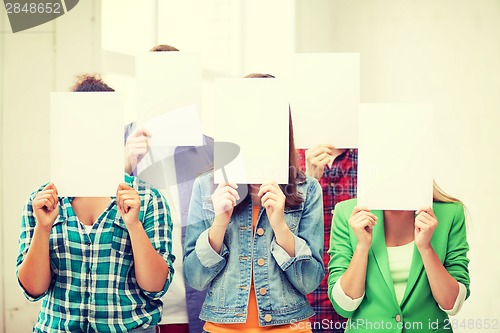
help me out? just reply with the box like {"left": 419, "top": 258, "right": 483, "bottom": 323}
{"left": 236, "top": 73, "right": 305, "bottom": 209}
{"left": 243, "top": 73, "right": 275, "bottom": 79}
{"left": 71, "top": 74, "right": 114, "bottom": 92}
{"left": 150, "top": 44, "right": 180, "bottom": 52}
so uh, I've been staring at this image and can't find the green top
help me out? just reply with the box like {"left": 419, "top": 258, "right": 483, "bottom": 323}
{"left": 328, "top": 199, "right": 470, "bottom": 332}
{"left": 387, "top": 241, "right": 414, "bottom": 305}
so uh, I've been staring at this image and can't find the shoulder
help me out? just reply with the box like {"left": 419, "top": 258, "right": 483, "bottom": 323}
{"left": 335, "top": 198, "right": 357, "bottom": 214}
{"left": 126, "top": 174, "right": 164, "bottom": 204}
{"left": 25, "top": 182, "right": 52, "bottom": 203}
{"left": 432, "top": 201, "right": 464, "bottom": 212}
{"left": 194, "top": 171, "right": 214, "bottom": 185}
{"left": 295, "top": 176, "right": 322, "bottom": 204}
{"left": 298, "top": 175, "right": 320, "bottom": 193}
{"left": 193, "top": 171, "right": 216, "bottom": 195}
{"left": 432, "top": 201, "right": 465, "bottom": 224}
{"left": 339, "top": 148, "right": 358, "bottom": 163}
{"left": 329, "top": 199, "right": 357, "bottom": 223}
{"left": 31, "top": 182, "right": 51, "bottom": 195}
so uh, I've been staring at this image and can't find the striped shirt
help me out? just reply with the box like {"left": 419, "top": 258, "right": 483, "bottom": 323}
{"left": 17, "top": 174, "right": 175, "bottom": 333}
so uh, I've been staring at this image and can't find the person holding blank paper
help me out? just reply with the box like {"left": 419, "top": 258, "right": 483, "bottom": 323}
{"left": 125, "top": 44, "right": 214, "bottom": 333}
{"left": 183, "top": 73, "right": 325, "bottom": 332}
{"left": 17, "top": 75, "right": 174, "bottom": 333}
{"left": 297, "top": 145, "right": 357, "bottom": 332}
{"left": 327, "top": 183, "right": 470, "bottom": 332}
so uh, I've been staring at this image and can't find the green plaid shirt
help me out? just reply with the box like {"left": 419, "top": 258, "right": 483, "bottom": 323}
{"left": 17, "top": 174, "right": 174, "bottom": 333}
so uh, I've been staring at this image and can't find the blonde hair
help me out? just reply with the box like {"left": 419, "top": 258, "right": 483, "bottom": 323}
{"left": 432, "top": 180, "right": 460, "bottom": 203}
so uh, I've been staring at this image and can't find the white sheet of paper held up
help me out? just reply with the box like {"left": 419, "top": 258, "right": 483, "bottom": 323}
{"left": 136, "top": 52, "right": 202, "bottom": 127}
{"left": 142, "top": 104, "right": 203, "bottom": 148}
{"left": 290, "top": 53, "right": 360, "bottom": 149}
{"left": 357, "top": 103, "right": 433, "bottom": 211}
{"left": 214, "top": 78, "right": 289, "bottom": 184}
{"left": 50, "top": 92, "right": 124, "bottom": 197}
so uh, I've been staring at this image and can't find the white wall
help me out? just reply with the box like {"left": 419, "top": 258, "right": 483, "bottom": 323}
{"left": 0, "top": 2, "right": 100, "bottom": 331}
{"left": 297, "top": 0, "right": 500, "bottom": 331}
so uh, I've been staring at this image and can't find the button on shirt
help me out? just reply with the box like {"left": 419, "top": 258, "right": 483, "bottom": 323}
{"left": 16, "top": 175, "right": 175, "bottom": 333}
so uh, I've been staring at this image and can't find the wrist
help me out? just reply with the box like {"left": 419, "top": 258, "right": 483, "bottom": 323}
{"left": 124, "top": 219, "right": 142, "bottom": 232}
{"left": 213, "top": 215, "right": 230, "bottom": 227}
{"left": 417, "top": 244, "right": 435, "bottom": 256}
{"left": 209, "top": 224, "right": 228, "bottom": 242}
{"left": 124, "top": 155, "right": 133, "bottom": 175}
{"left": 34, "top": 224, "right": 52, "bottom": 237}
{"left": 354, "top": 243, "right": 371, "bottom": 254}
{"left": 273, "top": 221, "right": 291, "bottom": 239}
{"left": 305, "top": 168, "right": 322, "bottom": 181}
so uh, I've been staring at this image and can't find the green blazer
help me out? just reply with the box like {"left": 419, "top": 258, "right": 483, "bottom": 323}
{"left": 328, "top": 199, "right": 470, "bottom": 333}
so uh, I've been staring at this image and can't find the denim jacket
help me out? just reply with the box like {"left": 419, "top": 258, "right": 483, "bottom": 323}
{"left": 183, "top": 173, "right": 325, "bottom": 327}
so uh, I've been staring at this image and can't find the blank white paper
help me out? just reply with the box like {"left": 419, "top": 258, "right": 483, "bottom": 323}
{"left": 357, "top": 104, "right": 433, "bottom": 210}
{"left": 290, "top": 53, "right": 360, "bottom": 149}
{"left": 142, "top": 104, "right": 203, "bottom": 148}
{"left": 136, "top": 52, "right": 203, "bottom": 147}
{"left": 214, "top": 79, "right": 289, "bottom": 184}
{"left": 50, "top": 92, "right": 124, "bottom": 197}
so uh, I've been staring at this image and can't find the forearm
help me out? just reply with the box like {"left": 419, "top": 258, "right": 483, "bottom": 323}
{"left": 420, "top": 246, "right": 459, "bottom": 310}
{"left": 340, "top": 245, "right": 369, "bottom": 299}
{"left": 18, "top": 226, "right": 52, "bottom": 297}
{"left": 208, "top": 216, "right": 228, "bottom": 253}
{"left": 305, "top": 168, "right": 322, "bottom": 181}
{"left": 124, "top": 154, "right": 133, "bottom": 175}
{"left": 274, "top": 222, "right": 295, "bottom": 257}
{"left": 127, "top": 222, "right": 169, "bottom": 292}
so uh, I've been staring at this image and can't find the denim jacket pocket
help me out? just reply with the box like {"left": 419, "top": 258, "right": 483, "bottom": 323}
{"left": 284, "top": 204, "right": 303, "bottom": 233}
{"left": 205, "top": 271, "right": 227, "bottom": 305}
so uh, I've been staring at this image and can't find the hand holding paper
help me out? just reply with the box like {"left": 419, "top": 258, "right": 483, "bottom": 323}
{"left": 414, "top": 207, "right": 438, "bottom": 251}
{"left": 33, "top": 183, "right": 59, "bottom": 231}
{"left": 116, "top": 183, "right": 141, "bottom": 226}
{"left": 348, "top": 206, "right": 377, "bottom": 249}
{"left": 211, "top": 183, "right": 240, "bottom": 223}
{"left": 208, "top": 183, "right": 239, "bottom": 254}
{"left": 258, "top": 182, "right": 286, "bottom": 230}
{"left": 305, "top": 144, "right": 336, "bottom": 180}
{"left": 258, "top": 182, "right": 294, "bottom": 256}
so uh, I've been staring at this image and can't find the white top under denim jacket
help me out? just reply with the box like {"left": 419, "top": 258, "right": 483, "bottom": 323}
{"left": 183, "top": 173, "right": 325, "bottom": 327}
